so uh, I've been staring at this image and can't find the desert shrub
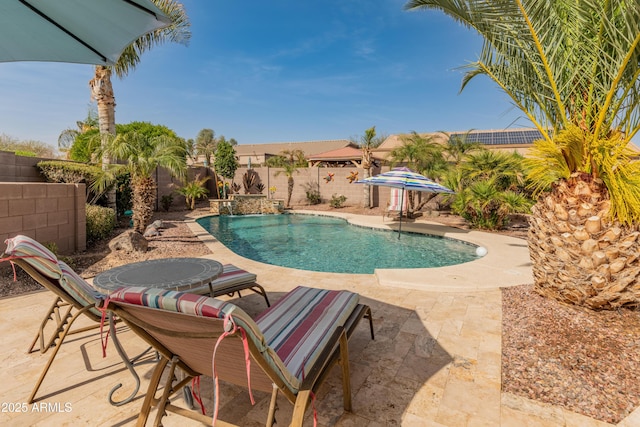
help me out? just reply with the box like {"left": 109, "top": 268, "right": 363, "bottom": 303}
{"left": 161, "top": 194, "right": 174, "bottom": 212}
{"left": 302, "top": 182, "right": 321, "bottom": 205}
{"left": 86, "top": 204, "right": 116, "bottom": 242}
{"left": 330, "top": 194, "right": 347, "bottom": 208}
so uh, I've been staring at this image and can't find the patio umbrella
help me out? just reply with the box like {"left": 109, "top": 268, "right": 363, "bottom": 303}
{"left": 0, "top": 0, "right": 170, "bottom": 66}
{"left": 356, "top": 167, "right": 454, "bottom": 238}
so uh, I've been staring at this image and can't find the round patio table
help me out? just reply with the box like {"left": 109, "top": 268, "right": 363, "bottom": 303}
{"left": 93, "top": 257, "right": 223, "bottom": 407}
{"left": 93, "top": 257, "right": 223, "bottom": 293}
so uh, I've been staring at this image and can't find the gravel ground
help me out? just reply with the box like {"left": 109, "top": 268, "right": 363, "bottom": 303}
{"left": 1, "top": 202, "right": 639, "bottom": 423}
{"left": 502, "top": 284, "right": 640, "bottom": 423}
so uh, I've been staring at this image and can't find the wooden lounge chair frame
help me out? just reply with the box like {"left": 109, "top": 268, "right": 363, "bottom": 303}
{"left": 105, "top": 288, "right": 374, "bottom": 427}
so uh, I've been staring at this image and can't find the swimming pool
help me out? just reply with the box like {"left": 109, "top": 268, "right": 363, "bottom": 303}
{"left": 196, "top": 214, "right": 480, "bottom": 274}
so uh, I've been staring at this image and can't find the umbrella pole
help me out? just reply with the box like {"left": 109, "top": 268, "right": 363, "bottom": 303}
{"left": 398, "top": 188, "right": 404, "bottom": 239}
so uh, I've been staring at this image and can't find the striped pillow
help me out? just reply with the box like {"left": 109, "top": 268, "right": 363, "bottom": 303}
{"left": 107, "top": 286, "right": 234, "bottom": 318}
{"left": 3, "top": 235, "right": 62, "bottom": 279}
{"left": 255, "top": 286, "right": 359, "bottom": 384}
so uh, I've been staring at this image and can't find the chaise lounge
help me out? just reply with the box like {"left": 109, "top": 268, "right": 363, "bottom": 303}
{"left": 102, "top": 285, "right": 375, "bottom": 426}
{"left": 1, "top": 234, "right": 269, "bottom": 406}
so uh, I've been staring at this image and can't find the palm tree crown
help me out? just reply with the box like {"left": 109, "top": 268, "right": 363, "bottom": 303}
{"left": 406, "top": 0, "right": 640, "bottom": 223}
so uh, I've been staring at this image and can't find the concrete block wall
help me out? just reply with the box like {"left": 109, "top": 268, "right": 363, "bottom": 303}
{"left": 0, "top": 151, "right": 47, "bottom": 182}
{"left": 0, "top": 183, "right": 86, "bottom": 254}
{"left": 156, "top": 165, "right": 393, "bottom": 210}
{"left": 229, "top": 166, "right": 390, "bottom": 208}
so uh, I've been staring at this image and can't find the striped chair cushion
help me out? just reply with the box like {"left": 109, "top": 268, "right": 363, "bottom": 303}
{"left": 59, "top": 261, "right": 104, "bottom": 316}
{"left": 255, "top": 286, "right": 359, "bottom": 384}
{"left": 3, "top": 235, "right": 62, "bottom": 279}
{"left": 107, "top": 286, "right": 235, "bottom": 318}
{"left": 106, "top": 287, "right": 299, "bottom": 390}
{"left": 190, "top": 264, "right": 257, "bottom": 294}
{"left": 106, "top": 286, "right": 358, "bottom": 393}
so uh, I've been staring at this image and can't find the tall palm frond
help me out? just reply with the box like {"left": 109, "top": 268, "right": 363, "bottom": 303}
{"left": 406, "top": 0, "right": 640, "bottom": 223}
{"left": 113, "top": 0, "right": 191, "bottom": 78}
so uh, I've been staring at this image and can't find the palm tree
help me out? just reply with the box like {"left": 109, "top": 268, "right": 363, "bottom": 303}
{"left": 89, "top": 0, "right": 190, "bottom": 210}
{"left": 389, "top": 132, "right": 447, "bottom": 213}
{"left": 407, "top": 1, "right": 640, "bottom": 309}
{"left": 450, "top": 151, "right": 533, "bottom": 229}
{"left": 195, "top": 128, "right": 216, "bottom": 166}
{"left": 460, "top": 150, "right": 527, "bottom": 192}
{"left": 58, "top": 106, "right": 98, "bottom": 158}
{"left": 357, "top": 127, "right": 385, "bottom": 208}
{"left": 440, "top": 131, "right": 482, "bottom": 165}
{"left": 265, "top": 149, "right": 306, "bottom": 208}
{"left": 95, "top": 132, "right": 186, "bottom": 233}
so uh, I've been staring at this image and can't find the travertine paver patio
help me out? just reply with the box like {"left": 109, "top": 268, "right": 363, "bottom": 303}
{"left": 1, "top": 213, "right": 639, "bottom": 426}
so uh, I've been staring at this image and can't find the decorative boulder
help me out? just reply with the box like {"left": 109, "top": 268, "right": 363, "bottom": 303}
{"left": 108, "top": 230, "right": 148, "bottom": 254}
{"left": 150, "top": 220, "right": 165, "bottom": 229}
{"left": 143, "top": 224, "right": 160, "bottom": 238}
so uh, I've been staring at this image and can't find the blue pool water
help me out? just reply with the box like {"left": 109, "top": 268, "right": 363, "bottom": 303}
{"left": 196, "top": 214, "right": 479, "bottom": 274}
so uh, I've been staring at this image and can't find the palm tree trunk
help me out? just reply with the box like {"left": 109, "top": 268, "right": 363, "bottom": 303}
{"left": 132, "top": 176, "right": 156, "bottom": 233}
{"left": 90, "top": 65, "right": 117, "bottom": 212}
{"left": 528, "top": 174, "right": 640, "bottom": 309}
{"left": 363, "top": 167, "right": 371, "bottom": 208}
{"left": 287, "top": 177, "right": 294, "bottom": 208}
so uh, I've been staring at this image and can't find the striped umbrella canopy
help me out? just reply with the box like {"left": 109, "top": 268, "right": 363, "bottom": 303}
{"left": 356, "top": 167, "right": 454, "bottom": 237}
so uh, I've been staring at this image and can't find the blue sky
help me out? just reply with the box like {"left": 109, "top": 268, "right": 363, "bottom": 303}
{"left": 0, "top": 0, "right": 531, "bottom": 150}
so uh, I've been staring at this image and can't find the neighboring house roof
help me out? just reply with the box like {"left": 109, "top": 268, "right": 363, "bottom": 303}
{"left": 234, "top": 139, "right": 355, "bottom": 157}
{"left": 308, "top": 146, "right": 363, "bottom": 161}
{"left": 374, "top": 128, "right": 542, "bottom": 160}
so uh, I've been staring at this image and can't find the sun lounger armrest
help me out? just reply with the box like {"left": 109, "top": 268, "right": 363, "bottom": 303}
{"left": 298, "top": 326, "right": 347, "bottom": 391}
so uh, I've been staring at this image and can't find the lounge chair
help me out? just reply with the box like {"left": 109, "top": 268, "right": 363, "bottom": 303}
{"left": 1, "top": 235, "right": 272, "bottom": 406}
{"left": 102, "top": 285, "right": 375, "bottom": 426}
{"left": 1, "top": 234, "right": 105, "bottom": 404}
{"left": 190, "top": 263, "right": 270, "bottom": 306}
{"left": 384, "top": 188, "right": 407, "bottom": 221}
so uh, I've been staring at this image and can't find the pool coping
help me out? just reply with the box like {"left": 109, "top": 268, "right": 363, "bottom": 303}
{"left": 186, "top": 210, "right": 534, "bottom": 292}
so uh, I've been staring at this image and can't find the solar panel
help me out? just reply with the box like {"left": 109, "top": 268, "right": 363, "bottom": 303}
{"left": 449, "top": 129, "right": 542, "bottom": 146}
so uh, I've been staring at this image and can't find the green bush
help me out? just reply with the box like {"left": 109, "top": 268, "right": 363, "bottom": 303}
{"left": 86, "top": 204, "right": 116, "bottom": 243}
{"left": 161, "top": 194, "right": 174, "bottom": 212}
{"left": 115, "top": 172, "right": 132, "bottom": 216}
{"left": 302, "top": 182, "right": 321, "bottom": 205}
{"left": 37, "top": 160, "right": 102, "bottom": 184}
{"left": 330, "top": 194, "right": 347, "bottom": 208}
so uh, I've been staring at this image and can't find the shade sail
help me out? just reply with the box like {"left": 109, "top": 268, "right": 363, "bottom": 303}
{"left": 0, "top": 0, "right": 171, "bottom": 66}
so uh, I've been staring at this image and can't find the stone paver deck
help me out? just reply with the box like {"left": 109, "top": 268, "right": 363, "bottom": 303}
{"left": 1, "top": 212, "right": 638, "bottom": 426}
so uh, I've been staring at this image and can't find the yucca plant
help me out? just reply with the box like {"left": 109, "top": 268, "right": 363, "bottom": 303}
{"left": 407, "top": 0, "right": 640, "bottom": 309}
